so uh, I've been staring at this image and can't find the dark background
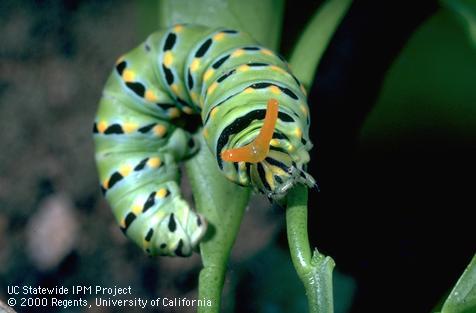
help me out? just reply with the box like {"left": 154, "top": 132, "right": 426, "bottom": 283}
{"left": 0, "top": 0, "right": 474, "bottom": 312}
{"left": 302, "top": 1, "right": 475, "bottom": 312}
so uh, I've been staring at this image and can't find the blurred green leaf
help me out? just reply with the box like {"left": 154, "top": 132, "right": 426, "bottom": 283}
{"left": 136, "top": 0, "right": 161, "bottom": 38}
{"left": 441, "top": 0, "right": 476, "bottom": 48}
{"left": 289, "top": 0, "right": 352, "bottom": 87}
{"left": 360, "top": 8, "right": 476, "bottom": 142}
{"left": 157, "top": 0, "right": 284, "bottom": 50}
{"left": 440, "top": 254, "right": 476, "bottom": 313}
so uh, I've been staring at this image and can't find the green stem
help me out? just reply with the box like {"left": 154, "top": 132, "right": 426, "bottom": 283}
{"left": 197, "top": 265, "right": 224, "bottom": 310}
{"left": 185, "top": 134, "right": 250, "bottom": 313}
{"left": 289, "top": 0, "right": 353, "bottom": 88}
{"left": 286, "top": 185, "right": 335, "bottom": 313}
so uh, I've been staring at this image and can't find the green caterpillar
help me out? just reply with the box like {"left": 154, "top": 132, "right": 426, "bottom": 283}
{"left": 93, "top": 24, "right": 314, "bottom": 257}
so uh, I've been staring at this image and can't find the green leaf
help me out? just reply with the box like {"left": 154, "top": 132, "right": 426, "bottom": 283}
{"left": 441, "top": 0, "right": 476, "bottom": 48}
{"left": 440, "top": 254, "right": 476, "bottom": 313}
{"left": 185, "top": 134, "right": 250, "bottom": 313}
{"left": 359, "top": 8, "right": 476, "bottom": 142}
{"left": 157, "top": 0, "right": 285, "bottom": 50}
{"left": 289, "top": 0, "right": 353, "bottom": 88}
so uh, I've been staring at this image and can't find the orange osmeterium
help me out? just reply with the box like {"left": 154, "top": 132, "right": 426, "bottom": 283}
{"left": 221, "top": 99, "right": 279, "bottom": 163}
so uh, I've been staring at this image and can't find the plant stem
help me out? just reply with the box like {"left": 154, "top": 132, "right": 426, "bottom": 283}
{"left": 289, "top": 0, "right": 353, "bottom": 88}
{"left": 185, "top": 134, "right": 250, "bottom": 313}
{"left": 286, "top": 185, "right": 335, "bottom": 313}
{"left": 197, "top": 265, "right": 224, "bottom": 311}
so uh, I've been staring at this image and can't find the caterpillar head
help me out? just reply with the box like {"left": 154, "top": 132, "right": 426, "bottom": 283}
{"left": 221, "top": 99, "right": 315, "bottom": 199}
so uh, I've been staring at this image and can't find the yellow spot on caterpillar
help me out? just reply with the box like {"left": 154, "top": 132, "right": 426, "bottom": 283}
{"left": 300, "top": 104, "right": 308, "bottom": 116}
{"left": 239, "top": 176, "right": 248, "bottom": 186}
{"left": 231, "top": 49, "right": 244, "bottom": 58}
{"left": 148, "top": 157, "right": 162, "bottom": 168}
{"left": 270, "top": 139, "right": 280, "bottom": 147}
{"left": 157, "top": 188, "right": 168, "bottom": 198}
{"left": 203, "top": 68, "right": 214, "bottom": 81}
{"left": 190, "top": 92, "right": 199, "bottom": 103}
{"left": 183, "top": 106, "right": 193, "bottom": 114}
{"left": 153, "top": 125, "right": 167, "bottom": 137}
{"left": 244, "top": 87, "right": 253, "bottom": 94}
{"left": 122, "top": 69, "right": 135, "bottom": 82}
{"left": 210, "top": 107, "right": 219, "bottom": 119}
{"left": 123, "top": 122, "right": 137, "bottom": 133}
{"left": 98, "top": 121, "right": 107, "bottom": 133}
{"left": 270, "top": 65, "right": 286, "bottom": 74}
{"left": 202, "top": 128, "right": 209, "bottom": 139}
{"left": 163, "top": 51, "right": 174, "bottom": 67}
{"left": 287, "top": 144, "right": 295, "bottom": 152}
{"left": 213, "top": 32, "right": 225, "bottom": 41}
{"left": 168, "top": 108, "right": 181, "bottom": 118}
{"left": 119, "top": 218, "right": 126, "bottom": 228}
{"left": 171, "top": 84, "right": 180, "bottom": 94}
{"left": 145, "top": 90, "right": 158, "bottom": 102}
{"left": 294, "top": 127, "right": 302, "bottom": 138}
{"left": 102, "top": 179, "right": 109, "bottom": 189}
{"left": 237, "top": 64, "right": 249, "bottom": 72}
{"left": 265, "top": 167, "right": 275, "bottom": 190}
{"left": 269, "top": 85, "right": 281, "bottom": 95}
{"left": 261, "top": 49, "right": 273, "bottom": 56}
{"left": 132, "top": 203, "right": 142, "bottom": 215}
{"left": 173, "top": 24, "right": 183, "bottom": 33}
{"left": 268, "top": 164, "right": 287, "bottom": 176}
{"left": 119, "top": 164, "right": 132, "bottom": 177}
{"left": 207, "top": 82, "right": 218, "bottom": 95}
{"left": 190, "top": 58, "right": 200, "bottom": 72}
{"left": 300, "top": 85, "right": 307, "bottom": 96}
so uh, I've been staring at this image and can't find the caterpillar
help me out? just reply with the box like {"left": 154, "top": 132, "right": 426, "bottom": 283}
{"left": 93, "top": 24, "right": 315, "bottom": 257}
